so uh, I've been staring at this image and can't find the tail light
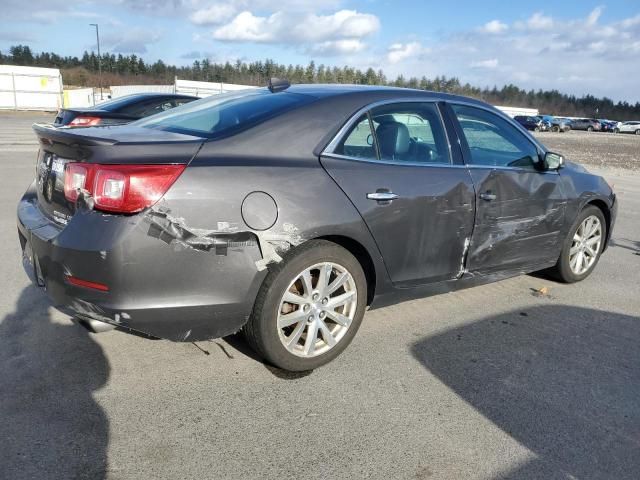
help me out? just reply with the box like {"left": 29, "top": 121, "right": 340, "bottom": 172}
{"left": 63, "top": 163, "right": 186, "bottom": 213}
{"left": 69, "top": 116, "right": 102, "bottom": 127}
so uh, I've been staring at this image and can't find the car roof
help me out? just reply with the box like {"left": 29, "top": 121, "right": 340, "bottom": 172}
{"left": 197, "top": 84, "right": 509, "bottom": 160}
{"left": 285, "top": 83, "right": 489, "bottom": 106}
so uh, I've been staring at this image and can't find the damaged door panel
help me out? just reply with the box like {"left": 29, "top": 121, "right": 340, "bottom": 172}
{"left": 466, "top": 168, "right": 566, "bottom": 273}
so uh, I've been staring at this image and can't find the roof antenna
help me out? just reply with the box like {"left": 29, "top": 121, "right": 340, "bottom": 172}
{"left": 268, "top": 78, "right": 290, "bottom": 93}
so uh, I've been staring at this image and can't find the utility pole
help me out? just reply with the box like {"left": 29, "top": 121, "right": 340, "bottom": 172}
{"left": 89, "top": 23, "right": 103, "bottom": 100}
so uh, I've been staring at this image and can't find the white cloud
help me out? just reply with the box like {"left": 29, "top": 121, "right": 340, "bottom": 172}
{"left": 470, "top": 58, "right": 499, "bottom": 69}
{"left": 190, "top": 4, "right": 237, "bottom": 26}
{"left": 386, "top": 42, "right": 428, "bottom": 64}
{"left": 525, "top": 12, "right": 554, "bottom": 30}
{"left": 212, "top": 9, "right": 380, "bottom": 55}
{"left": 309, "top": 39, "right": 368, "bottom": 55}
{"left": 586, "top": 6, "right": 603, "bottom": 27}
{"left": 480, "top": 20, "right": 508, "bottom": 34}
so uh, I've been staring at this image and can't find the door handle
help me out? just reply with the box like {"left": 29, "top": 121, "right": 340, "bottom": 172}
{"left": 479, "top": 192, "right": 497, "bottom": 201}
{"left": 367, "top": 191, "right": 399, "bottom": 202}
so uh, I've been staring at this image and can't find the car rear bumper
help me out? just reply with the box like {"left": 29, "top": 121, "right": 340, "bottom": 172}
{"left": 17, "top": 183, "right": 266, "bottom": 341}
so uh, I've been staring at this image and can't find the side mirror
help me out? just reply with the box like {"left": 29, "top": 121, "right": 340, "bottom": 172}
{"left": 544, "top": 151, "right": 564, "bottom": 170}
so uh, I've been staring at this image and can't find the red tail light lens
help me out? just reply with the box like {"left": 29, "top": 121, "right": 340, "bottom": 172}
{"left": 63, "top": 163, "right": 186, "bottom": 213}
{"left": 69, "top": 116, "right": 102, "bottom": 127}
{"left": 64, "top": 163, "right": 88, "bottom": 202}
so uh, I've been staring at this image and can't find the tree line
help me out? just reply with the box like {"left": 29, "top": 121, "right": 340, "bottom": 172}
{"left": 2, "top": 44, "right": 639, "bottom": 120}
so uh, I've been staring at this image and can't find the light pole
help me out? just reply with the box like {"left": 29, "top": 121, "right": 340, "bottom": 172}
{"left": 89, "top": 23, "right": 103, "bottom": 100}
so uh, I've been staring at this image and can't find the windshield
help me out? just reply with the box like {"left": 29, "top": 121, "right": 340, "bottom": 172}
{"left": 135, "top": 88, "right": 314, "bottom": 138}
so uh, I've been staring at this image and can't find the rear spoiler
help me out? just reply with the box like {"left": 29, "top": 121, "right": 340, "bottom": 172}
{"left": 32, "top": 123, "right": 118, "bottom": 147}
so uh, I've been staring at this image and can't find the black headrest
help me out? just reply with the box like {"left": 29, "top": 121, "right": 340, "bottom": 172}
{"left": 376, "top": 121, "right": 410, "bottom": 158}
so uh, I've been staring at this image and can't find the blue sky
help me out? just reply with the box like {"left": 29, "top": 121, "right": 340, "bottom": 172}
{"left": 1, "top": 1, "right": 640, "bottom": 101}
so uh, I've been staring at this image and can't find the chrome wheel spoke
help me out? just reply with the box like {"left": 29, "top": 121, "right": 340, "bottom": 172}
{"left": 326, "top": 272, "right": 349, "bottom": 295}
{"left": 318, "top": 321, "right": 336, "bottom": 347}
{"left": 283, "top": 291, "right": 307, "bottom": 305}
{"left": 278, "top": 309, "right": 307, "bottom": 329}
{"left": 300, "top": 270, "right": 314, "bottom": 296}
{"left": 303, "top": 322, "right": 319, "bottom": 355}
{"left": 326, "top": 309, "right": 352, "bottom": 327}
{"left": 286, "top": 321, "right": 306, "bottom": 348}
{"left": 586, "top": 234, "right": 601, "bottom": 246}
{"left": 326, "top": 290, "right": 356, "bottom": 309}
{"left": 317, "top": 263, "right": 332, "bottom": 296}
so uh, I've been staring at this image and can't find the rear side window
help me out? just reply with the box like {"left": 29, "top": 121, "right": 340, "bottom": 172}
{"left": 370, "top": 103, "right": 450, "bottom": 164}
{"left": 135, "top": 89, "right": 314, "bottom": 137}
{"left": 451, "top": 104, "right": 539, "bottom": 170}
{"left": 334, "top": 115, "right": 377, "bottom": 160}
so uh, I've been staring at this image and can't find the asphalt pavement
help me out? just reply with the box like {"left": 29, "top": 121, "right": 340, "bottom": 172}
{"left": 1, "top": 112, "right": 639, "bottom": 479}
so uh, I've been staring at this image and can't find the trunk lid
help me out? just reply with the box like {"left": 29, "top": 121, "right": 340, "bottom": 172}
{"left": 32, "top": 123, "right": 204, "bottom": 225}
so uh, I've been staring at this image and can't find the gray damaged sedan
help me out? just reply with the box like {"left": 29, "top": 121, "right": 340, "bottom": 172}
{"left": 18, "top": 81, "right": 617, "bottom": 371}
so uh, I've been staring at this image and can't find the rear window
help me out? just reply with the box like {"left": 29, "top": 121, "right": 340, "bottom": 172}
{"left": 135, "top": 88, "right": 314, "bottom": 138}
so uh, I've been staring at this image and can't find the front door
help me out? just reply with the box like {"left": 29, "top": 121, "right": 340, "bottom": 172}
{"left": 447, "top": 103, "right": 567, "bottom": 274}
{"left": 321, "top": 102, "right": 475, "bottom": 286}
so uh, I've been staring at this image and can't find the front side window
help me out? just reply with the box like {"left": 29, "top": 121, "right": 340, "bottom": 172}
{"left": 369, "top": 103, "right": 450, "bottom": 164}
{"left": 451, "top": 104, "right": 540, "bottom": 170}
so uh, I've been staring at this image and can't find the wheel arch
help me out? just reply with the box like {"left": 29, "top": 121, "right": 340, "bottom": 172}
{"left": 315, "top": 234, "right": 377, "bottom": 306}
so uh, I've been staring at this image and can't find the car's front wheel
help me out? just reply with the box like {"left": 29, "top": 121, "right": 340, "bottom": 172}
{"left": 635, "top": 129, "right": 640, "bottom": 135}
{"left": 551, "top": 206, "right": 606, "bottom": 283}
{"left": 244, "top": 240, "right": 367, "bottom": 371}
{"left": 614, "top": 128, "right": 620, "bottom": 134}
{"left": 587, "top": 126, "right": 594, "bottom": 132}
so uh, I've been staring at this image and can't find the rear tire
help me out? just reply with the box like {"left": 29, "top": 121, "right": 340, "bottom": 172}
{"left": 614, "top": 128, "right": 620, "bottom": 134}
{"left": 244, "top": 240, "right": 367, "bottom": 371}
{"left": 550, "top": 206, "right": 606, "bottom": 283}
{"left": 551, "top": 126, "right": 559, "bottom": 133}
{"left": 534, "top": 127, "right": 540, "bottom": 132}
{"left": 635, "top": 130, "right": 640, "bottom": 135}
{"left": 587, "top": 126, "right": 594, "bottom": 132}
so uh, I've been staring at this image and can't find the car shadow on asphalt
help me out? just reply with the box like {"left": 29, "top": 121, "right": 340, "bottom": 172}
{"left": 411, "top": 305, "right": 640, "bottom": 479}
{"left": 610, "top": 237, "right": 640, "bottom": 255}
{"left": 221, "top": 333, "right": 314, "bottom": 380}
{"left": 0, "top": 286, "right": 110, "bottom": 480}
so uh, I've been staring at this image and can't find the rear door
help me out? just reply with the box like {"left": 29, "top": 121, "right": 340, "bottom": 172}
{"left": 321, "top": 101, "right": 475, "bottom": 287}
{"left": 446, "top": 103, "right": 566, "bottom": 274}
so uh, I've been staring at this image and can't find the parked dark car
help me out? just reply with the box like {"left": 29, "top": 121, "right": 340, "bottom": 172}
{"left": 598, "top": 119, "right": 618, "bottom": 133}
{"left": 542, "top": 115, "right": 571, "bottom": 132}
{"left": 513, "top": 115, "right": 549, "bottom": 131}
{"left": 53, "top": 93, "right": 199, "bottom": 127}
{"left": 569, "top": 118, "right": 602, "bottom": 132}
{"left": 18, "top": 83, "right": 617, "bottom": 371}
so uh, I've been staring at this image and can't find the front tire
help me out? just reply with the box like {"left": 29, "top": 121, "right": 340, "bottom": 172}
{"left": 614, "top": 128, "right": 620, "bottom": 134}
{"left": 551, "top": 206, "right": 606, "bottom": 283}
{"left": 587, "top": 126, "right": 594, "bottom": 132}
{"left": 635, "top": 130, "right": 640, "bottom": 135}
{"left": 244, "top": 240, "right": 367, "bottom": 371}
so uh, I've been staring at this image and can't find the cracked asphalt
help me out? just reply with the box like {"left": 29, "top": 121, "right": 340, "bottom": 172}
{"left": 1, "top": 112, "right": 639, "bottom": 479}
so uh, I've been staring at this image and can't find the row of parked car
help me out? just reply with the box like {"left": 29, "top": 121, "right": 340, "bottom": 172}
{"left": 513, "top": 115, "right": 640, "bottom": 135}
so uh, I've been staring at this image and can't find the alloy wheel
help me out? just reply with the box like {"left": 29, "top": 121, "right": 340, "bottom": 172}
{"left": 276, "top": 262, "right": 357, "bottom": 358}
{"left": 569, "top": 215, "right": 602, "bottom": 275}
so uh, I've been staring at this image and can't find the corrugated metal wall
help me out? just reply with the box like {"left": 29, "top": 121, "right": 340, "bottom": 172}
{"left": 0, "top": 65, "right": 63, "bottom": 111}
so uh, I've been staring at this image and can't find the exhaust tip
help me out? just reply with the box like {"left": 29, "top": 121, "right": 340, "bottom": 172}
{"left": 75, "top": 317, "right": 116, "bottom": 334}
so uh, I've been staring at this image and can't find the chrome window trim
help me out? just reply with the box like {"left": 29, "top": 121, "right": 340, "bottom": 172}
{"left": 322, "top": 152, "right": 559, "bottom": 174}
{"left": 321, "top": 95, "right": 556, "bottom": 174}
